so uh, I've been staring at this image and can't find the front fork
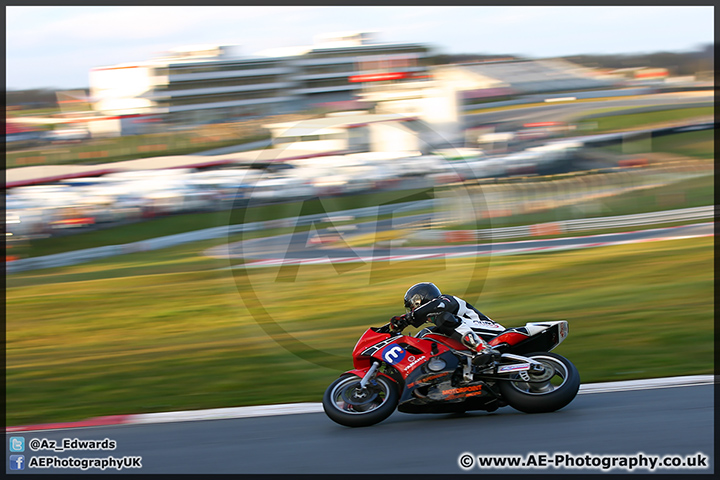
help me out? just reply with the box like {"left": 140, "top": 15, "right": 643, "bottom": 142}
{"left": 359, "top": 361, "right": 380, "bottom": 390}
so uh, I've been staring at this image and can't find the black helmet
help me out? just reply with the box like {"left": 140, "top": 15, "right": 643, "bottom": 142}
{"left": 404, "top": 282, "right": 441, "bottom": 311}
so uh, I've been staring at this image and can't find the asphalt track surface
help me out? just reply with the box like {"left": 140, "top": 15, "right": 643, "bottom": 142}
{"left": 5, "top": 382, "right": 714, "bottom": 474}
{"left": 465, "top": 91, "right": 712, "bottom": 129}
{"left": 208, "top": 220, "right": 713, "bottom": 267}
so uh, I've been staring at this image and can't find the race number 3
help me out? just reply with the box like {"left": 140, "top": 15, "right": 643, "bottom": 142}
{"left": 382, "top": 345, "right": 406, "bottom": 364}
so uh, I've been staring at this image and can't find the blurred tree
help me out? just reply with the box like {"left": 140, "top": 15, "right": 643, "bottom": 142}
{"left": 6, "top": 88, "right": 60, "bottom": 109}
{"left": 561, "top": 43, "right": 713, "bottom": 76}
{"left": 426, "top": 44, "right": 713, "bottom": 77}
{"left": 427, "top": 53, "right": 521, "bottom": 65}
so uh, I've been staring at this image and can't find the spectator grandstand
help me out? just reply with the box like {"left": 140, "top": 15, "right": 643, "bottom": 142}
{"left": 456, "top": 58, "right": 618, "bottom": 94}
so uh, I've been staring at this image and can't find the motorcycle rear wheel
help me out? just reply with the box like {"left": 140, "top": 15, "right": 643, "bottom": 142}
{"left": 323, "top": 373, "right": 399, "bottom": 427}
{"left": 498, "top": 351, "right": 580, "bottom": 413}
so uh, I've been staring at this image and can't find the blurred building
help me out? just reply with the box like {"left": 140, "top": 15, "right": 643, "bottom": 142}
{"left": 356, "top": 66, "right": 509, "bottom": 146}
{"left": 354, "top": 58, "right": 618, "bottom": 145}
{"left": 89, "top": 33, "right": 431, "bottom": 125}
{"left": 265, "top": 112, "right": 424, "bottom": 155}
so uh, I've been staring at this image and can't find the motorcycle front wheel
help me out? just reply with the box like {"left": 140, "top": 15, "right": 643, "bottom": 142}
{"left": 322, "top": 373, "right": 399, "bottom": 427}
{"left": 498, "top": 351, "right": 580, "bottom": 414}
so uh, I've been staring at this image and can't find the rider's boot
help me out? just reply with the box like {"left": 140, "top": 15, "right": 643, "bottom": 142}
{"left": 460, "top": 330, "right": 500, "bottom": 366}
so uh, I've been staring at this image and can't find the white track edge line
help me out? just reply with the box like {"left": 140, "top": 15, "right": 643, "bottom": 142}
{"left": 130, "top": 375, "right": 716, "bottom": 424}
{"left": 6, "top": 375, "right": 714, "bottom": 432}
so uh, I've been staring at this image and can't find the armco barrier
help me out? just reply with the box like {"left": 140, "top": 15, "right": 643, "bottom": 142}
{"left": 6, "top": 203, "right": 711, "bottom": 274}
{"left": 477, "top": 205, "right": 713, "bottom": 239}
{"left": 409, "top": 205, "right": 713, "bottom": 243}
{"left": 562, "top": 205, "right": 713, "bottom": 232}
{"left": 6, "top": 200, "right": 435, "bottom": 274}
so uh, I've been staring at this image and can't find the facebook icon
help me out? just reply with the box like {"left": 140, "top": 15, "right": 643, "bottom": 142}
{"left": 9, "top": 455, "right": 25, "bottom": 470}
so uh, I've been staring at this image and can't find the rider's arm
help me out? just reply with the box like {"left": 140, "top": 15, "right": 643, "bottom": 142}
{"left": 408, "top": 295, "right": 459, "bottom": 327}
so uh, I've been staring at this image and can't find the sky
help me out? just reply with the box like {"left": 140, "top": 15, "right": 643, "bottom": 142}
{"left": 6, "top": 6, "right": 715, "bottom": 91}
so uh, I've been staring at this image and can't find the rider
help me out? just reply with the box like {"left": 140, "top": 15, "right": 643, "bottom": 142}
{"left": 390, "top": 282, "right": 504, "bottom": 365}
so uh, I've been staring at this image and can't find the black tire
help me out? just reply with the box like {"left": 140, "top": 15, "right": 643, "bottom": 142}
{"left": 498, "top": 352, "right": 580, "bottom": 414}
{"left": 322, "top": 373, "right": 399, "bottom": 427}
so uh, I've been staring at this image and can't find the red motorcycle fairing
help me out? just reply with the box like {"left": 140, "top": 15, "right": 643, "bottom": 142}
{"left": 489, "top": 322, "right": 568, "bottom": 355}
{"left": 343, "top": 322, "right": 570, "bottom": 405}
{"left": 351, "top": 327, "right": 391, "bottom": 361}
{"left": 488, "top": 330, "right": 530, "bottom": 348}
{"left": 352, "top": 330, "right": 456, "bottom": 380}
{"left": 345, "top": 329, "right": 489, "bottom": 410}
{"left": 324, "top": 320, "right": 579, "bottom": 427}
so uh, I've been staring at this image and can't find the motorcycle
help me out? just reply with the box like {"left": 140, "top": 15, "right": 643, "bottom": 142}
{"left": 323, "top": 320, "right": 580, "bottom": 427}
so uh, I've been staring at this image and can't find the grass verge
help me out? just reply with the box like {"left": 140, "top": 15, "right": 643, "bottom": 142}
{"left": 601, "top": 130, "right": 714, "bottom": 159}
{"left": 6, "top": 234, "right": 713, "bottom": 426}
{"left": 583, "top": 106, "right": 712, "bottom": 133}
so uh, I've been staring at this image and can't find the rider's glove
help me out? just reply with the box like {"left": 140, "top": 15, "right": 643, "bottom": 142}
{"left": 390, "top": 314, "right": 409, "bottom": 331}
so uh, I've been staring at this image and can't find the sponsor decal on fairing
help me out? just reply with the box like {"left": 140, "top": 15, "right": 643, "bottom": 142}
{"left": 381, "top": 345, "right": 406, "bottom": 364}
